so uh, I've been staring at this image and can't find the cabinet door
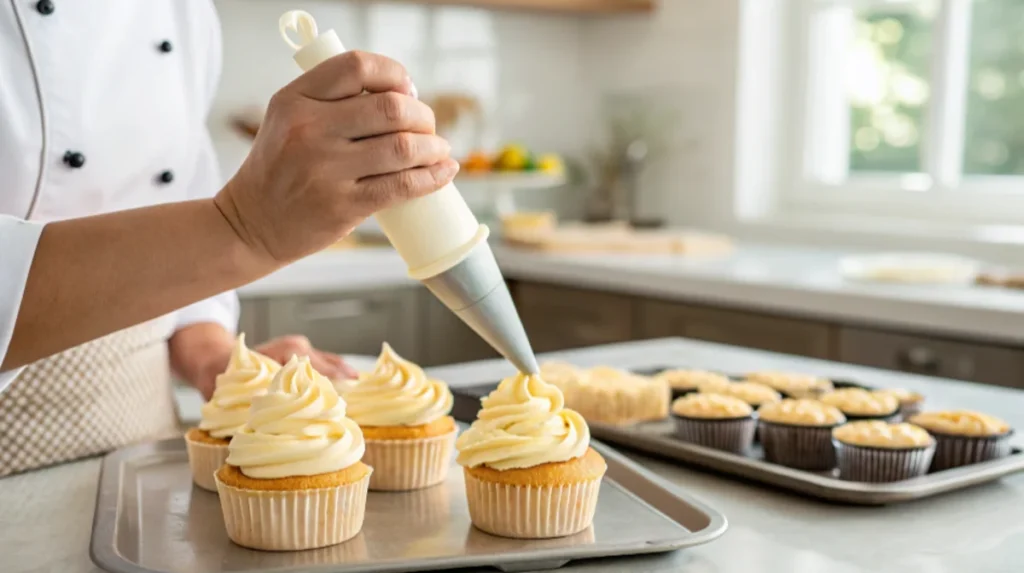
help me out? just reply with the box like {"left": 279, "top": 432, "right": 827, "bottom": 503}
{"left": 266, "top": 288, "right": 422, "bottom": 362}
{"left": 420, "top": 290, "right": 500, "bottom": 366}
{"left": 639, "top": 300, "right": 835, "bottom": 359}
{"left": 838, "top": 326, "right": 1024, "bottom": 388}
{"left": 238, "top": 298, "right": 267, "bottom": 345}
{"left": 513, "top": 282, "right": 635, "bottom": 353}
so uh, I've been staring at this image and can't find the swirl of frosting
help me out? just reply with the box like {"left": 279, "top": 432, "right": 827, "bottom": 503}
{"left": 226, "top": 355, "right": 365, "bottom": 479}
{"left": 342, "top": 343, "right": 453, "bottom": 426}
{"left": 456, "top": 373, "right": 589, "bottom": 471}
{"left": 198, "top": 334, "right": 280, "bottom": 439}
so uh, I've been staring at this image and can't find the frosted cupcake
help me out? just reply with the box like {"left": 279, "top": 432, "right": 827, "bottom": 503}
{"left": 456, "top": 372, "right": 606, "bottom": 539}
{"left": 908, "top": 410, "right": 1013, "bottom": 471}
{"left": 185, "top": 334, "right": 280, "bottom": 492}
{"left": 341, "top": 343, "right": 456, "bottom": 491}
{"left": 215, "top": 355, "right": 371, "bottom": 551}
{"left": 671, "top": 393, "right": 756, "bottom": 453}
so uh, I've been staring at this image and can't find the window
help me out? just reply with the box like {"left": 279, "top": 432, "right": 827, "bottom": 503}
{"left": 750, "top": 0, "right": 1024, "bottom": 227}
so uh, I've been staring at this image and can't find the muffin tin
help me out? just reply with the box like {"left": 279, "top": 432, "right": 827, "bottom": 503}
{"left": 90, "top": 415, "right": 727, "bottom": 573}
{"left": 455, "top": 370, "right": 1024, "bottom": 506}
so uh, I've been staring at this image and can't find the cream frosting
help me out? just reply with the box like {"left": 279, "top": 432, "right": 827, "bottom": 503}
{"left": 657, "top": 369, "right": 730, "bottom": 391}
{"left": 820, "top": 388, "right": 899, "bottom": 417}
{"left": 833, "top": 421, "right": 934, "bottom": 448}
{"left": 342, "top": 343, "right": 453, "bottom": 427}
{"left": 456, "top": 373, "right": 589, "bottom": 470}
{"left": 226, "top": 355, "right": 365, "bottom": 479}
{"left": 701, "top": 381, "right": 781, "bottom": 406}
{"left": 198, "top": 334, "right": 281, "bottom": 439}
{"left": 672, "top": 393, "right": 753, "bottom": 419}
{"left": 758, "top": 399, "right": 846, "bottom": 426}
{"left": 909, "top": 410, "right": 1011, "bottom": 437}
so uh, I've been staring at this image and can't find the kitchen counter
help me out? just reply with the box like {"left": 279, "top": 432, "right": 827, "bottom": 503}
{"left": 5, "top": 338, "right": 1024, "bottom": 573}
{"left": 239, "top": 244, "right": 1024, "bottom": 346}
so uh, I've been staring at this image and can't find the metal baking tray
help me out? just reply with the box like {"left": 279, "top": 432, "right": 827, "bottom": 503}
{"left": 90, "top": 416, "right": 727, "bottom": 573}
{"left": 454, "top": 380, "right": 1024, "bottom": 506}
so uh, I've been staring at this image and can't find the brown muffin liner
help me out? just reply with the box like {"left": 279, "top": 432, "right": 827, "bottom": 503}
{"left": 927, "top": 430, "right": 1013, "bottom": 472}
{"left": 672, "top": 414, "right": 756, "bottom": 454}
{"left": 896, "top": 401, "right": 924, "bottom": 421}
{"left": 215, "top": 471, "right": 371, "bottom": 551}
{"left": 842, "top": 411, "right": 901, "bottom": 423}
{"left": 758, "top": 420, "right": 840, "bottom": 471}
{"left": 362, "top": 429, "right": 457, "bottom": 491}
{"left": 463, "top": 471, "right": 602, "bottom": 539}
{"left": 185, "top": 436, "right": 229, "bottom": 493}
{"left": 833, "top": 440, "right": 936, "bottom": 482}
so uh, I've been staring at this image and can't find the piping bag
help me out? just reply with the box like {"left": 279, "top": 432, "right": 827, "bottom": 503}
{"left": 278, "top": 11, "right": 539, "bottom": 374}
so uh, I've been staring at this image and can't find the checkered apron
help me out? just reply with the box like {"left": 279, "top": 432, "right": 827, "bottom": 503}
{"left": 0, "top": 317, "right": 180, "bottom": 477}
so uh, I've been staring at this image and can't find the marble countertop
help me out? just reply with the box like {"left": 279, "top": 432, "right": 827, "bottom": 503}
{"left": 5, "top": 338, "right": 1024, "bottom": 573}
{"left": 238, "top": 244, "right": 1024, "bottom": 345}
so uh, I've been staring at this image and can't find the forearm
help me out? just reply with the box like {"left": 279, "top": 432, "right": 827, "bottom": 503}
{"left": 3, "top": 199, "right": 275, "bottom": 370}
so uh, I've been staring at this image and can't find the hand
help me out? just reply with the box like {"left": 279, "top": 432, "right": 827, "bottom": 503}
{"left": 253, "top": 335, "right": 358, "bottom": 384}
{"left": 214, "top": 51, "right": 460, "bottom": 266}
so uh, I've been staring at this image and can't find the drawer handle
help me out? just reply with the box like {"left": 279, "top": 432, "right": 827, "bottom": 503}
{"left": 898, "top": 346, "right": 939, "bottom": 375}
{"left": 295, "top": 300, "right": 373, "bottom": 322}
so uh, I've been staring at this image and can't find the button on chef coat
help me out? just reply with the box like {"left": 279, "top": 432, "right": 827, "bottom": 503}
{"left": 0, "top": 1, "right": 238, "bottom": 393}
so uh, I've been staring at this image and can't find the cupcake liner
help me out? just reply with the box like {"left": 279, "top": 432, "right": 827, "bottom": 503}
{"left": 672, "top": 415, "right": 756, "bottom": 454}
{"left": 215, "top": 471, "right": 371, "bottom": 551}
{"left": 833, "top": 441, "right": 936, "bottom": 482}
{"left": 463, "top": 471, "right": 602, "bottom": 539}
{"left": 362, "top": 429, "right": 456, "bottom": 491}
{"left": 843, "top": 411, "right": 902, "bottom": 423}
{"left": 928, "top": 431, "right": 1013, "bottom": 472}
{"left": 897, "top": 401, "right": 924, "bottom": 420}
{"left": 185, "top": 436, "right": 229, "bottom": 493}
{"left": 758, "top": 420, "right": 840, "bottom": 471}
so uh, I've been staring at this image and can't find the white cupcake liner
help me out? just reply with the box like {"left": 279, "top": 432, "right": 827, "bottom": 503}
{"left": 672, "top": 415, "right": 757, "bottom": 454}
{"left": 185, "top": 436, "right": 229, "bottom": 493}
{"left": 928, "top": 431, "right": 1013, "bottom": 471}
{"left": 362, "top": 429, "right": 456, "bottom": 491}
{"left": 215, "top": 471, "right": 371, "bottom": 551}
{"left": 833, "top": 440, "right": 936, "bottom": 482}
{"left": 463, "top": 471, "right": 602, "bottom": 539}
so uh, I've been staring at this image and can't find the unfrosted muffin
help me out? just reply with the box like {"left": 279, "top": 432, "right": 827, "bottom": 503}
{"left": 563, "top": 366, "right": 670, "bottom": 425}
{"left": 832, "top": 421, "right": 935, "bottom": 482}
{"left": 657, "top": 369, "right": 731, "bottom": 398}
{"left": 745, "top": 371, "right": 833, "bottom": 399}
{"left": 819, "top": 388, "right": 900, "bottom": 421}
{"left": 185, "top": 334, "right": 280, "bottom": 492}
{"left": 874, "top": 388, "right": 926, "bottom": 418}
{"left": 757, "top": 399, "right": 847, "bottom": 470}
{"left": 670, "top": 393, "right": 756, "bottom": 453}
{"left": 341, "top": 343, "right": 456, "bottom": 491}
{"left": 456, "top": 372, "right": 606, "bottom": 539}
{"left": 908, "top": 410, "right": 1013, "bottom": 470}
{"left": 700, "top": 381, "right": 781, "bottom": 408}
{"left": 215, "top": 356, "right": 370, "bottom": 551}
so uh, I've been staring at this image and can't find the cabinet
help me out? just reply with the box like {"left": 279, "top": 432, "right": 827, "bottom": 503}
{"left": 513, "top": 282, "right": 635, "bottom": 352}
{"left": 238, "top": 299, "right": 268, "bottom": 345}
{"left": 420, "top": 290, "right": 500, "bottom": 366}
{"left": 638, "top": 300, "right": 836, "bottom": 359}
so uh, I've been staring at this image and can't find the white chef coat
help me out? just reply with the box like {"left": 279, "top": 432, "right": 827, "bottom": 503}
{"left": 0, "top": 0, "right": 238, "bottom": 393}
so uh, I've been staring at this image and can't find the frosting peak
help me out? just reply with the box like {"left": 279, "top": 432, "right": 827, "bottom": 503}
{"left": 456, "top": 373, "right": 589, "bottom": 471}
{"left": 199, "top": 334, "right": 281, "bottom": 439}
{"left": 226, "top": 355, "right": 365, "bottom": 479}
{"left": 341, "top": 343, "right": 453, "bottom": 427}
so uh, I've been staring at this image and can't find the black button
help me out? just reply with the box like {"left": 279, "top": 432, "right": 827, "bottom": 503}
{"left": 63, "top": 151, "right": 85, "bottom": 169}
{"left": 158, "top": 40, "right": 173, "bottom": 53}
{"left": 35, "top": 0, "right": 54, "bottom": 15}
{"left": 157, "top": 170, "right": 174, "bottom": 184}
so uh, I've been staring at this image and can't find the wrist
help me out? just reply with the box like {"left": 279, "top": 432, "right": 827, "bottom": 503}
{"left": 169, "top": 323, "right": 234, "bottom": 390}
{"left": 208, "top": 185, "right": 282, "bottom": 279}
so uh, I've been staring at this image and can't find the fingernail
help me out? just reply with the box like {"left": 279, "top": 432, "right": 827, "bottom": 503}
{"left": 404, "top": 76, "right": 418, "bottom": 100}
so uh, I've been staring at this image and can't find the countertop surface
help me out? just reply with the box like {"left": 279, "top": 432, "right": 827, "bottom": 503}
{"left": 4, "top": 338, "right": 1024, "bottom": 573}
{"left": 238, "top": 244, "right": 1024, "bottom": 346}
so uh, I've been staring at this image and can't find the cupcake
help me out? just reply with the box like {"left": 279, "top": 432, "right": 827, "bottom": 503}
{"left": 656, "top": 369, "right": 731, "bottom": 399}
{"left": 757, "top": 399, "right": 847, "bottom": 470}
{"left": 456, "top": 372, "right": 606, "bottom": 539}
{"left": 745, "top": 371, "right": 833, "bottom": 399}
{"left": 700, "top": 380, "right": 781, "bottom": 409}
{"left": 819, "top": 388, "right": 900, "bottom": 421}
{"left": 215, "top": 355, "right": 371, "bottom": 551}
{"left": 341, "top": 343, "right": 456, "bottom": 491}
{"left": 832, "top": 421, "right": 936, "bottom": 482}
{"left": 908, "top": 410, "right": 1013, "bottom": 471}
{"left": 874, "top": 388, "right": 926, "bottom": 419}
{"left": 565, "top": 366, "right": 670, "bottom": 425}
{"left": 670, "top": 393, "right": 756, "bottom": 453}
{"left": 185, "top": 334, "right": 280, "bottom": 492}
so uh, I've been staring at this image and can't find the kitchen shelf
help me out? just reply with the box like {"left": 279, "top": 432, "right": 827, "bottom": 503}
{"left": 376, "top": 0, "right": 655, "bottom": 15}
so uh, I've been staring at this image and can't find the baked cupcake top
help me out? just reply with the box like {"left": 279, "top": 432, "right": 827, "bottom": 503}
{"left": 671, "top": 393, "right": 753, "bottom": 419}
{"left": 832, "top": 421, "right": 934, "bottom": 448}
{"left": 657, "top": 369, "right": 731, "bottom": 391}
{"left": 341, "top": 343, "right": 453, "bottom": 427}
{"left": 819, "top": 388, "right": 899, "bottom": 417}
{"left": 757, "top": 399, "right": 846, "bottom": 426}
{"left": 456, "top": 373, "right": 589, "bottom": 471}
{"left": 226, "top": 355, "right": 365, "bottom": 479}
{"left": 875, "top": 388, "right": 925, "bottom": 404}
{"left": 909, "top": 410, "right": 1011, "bottom": 437}
{"left": 198, "top": 334, "right": 281, "bottom": 439}
{"left": 701, "top": 381, "right": 781, "bottom": 406}
{"left": 745, "top": 371, "right": 833, "bottom": 396}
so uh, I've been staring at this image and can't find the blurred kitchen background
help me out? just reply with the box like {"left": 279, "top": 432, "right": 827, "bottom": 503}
{"left": 202, "top": 0, "right": 1024, "bottom": 402}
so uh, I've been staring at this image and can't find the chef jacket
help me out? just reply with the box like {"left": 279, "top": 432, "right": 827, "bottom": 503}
{"left": 0, "top": 0, "right": 238, "bottom": 393}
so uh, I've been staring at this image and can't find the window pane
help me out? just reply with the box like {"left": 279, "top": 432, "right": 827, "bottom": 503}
{"left": 963, "top": 0, "right": 1024, "bottom": 175}
{"left": 848, "top": 3, "right": 936, "bottom": 173}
